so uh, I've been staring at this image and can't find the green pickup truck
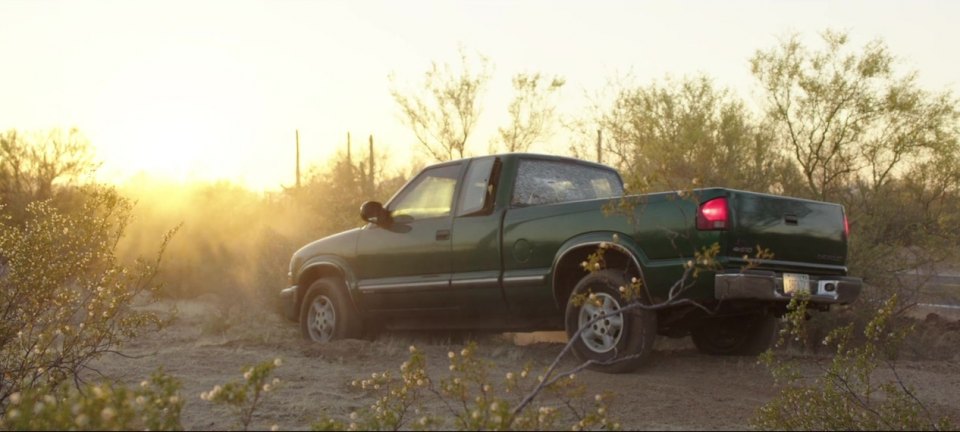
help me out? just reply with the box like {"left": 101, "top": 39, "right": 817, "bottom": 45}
{"left": 279, "top": 153, "right": 861, "bottom": 372}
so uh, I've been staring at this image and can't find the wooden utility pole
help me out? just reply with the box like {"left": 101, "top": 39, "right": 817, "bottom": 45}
{"left": 596, "top": 129, "right": 603, "bottom": 163}
{"left": 295, "top": 129, "right": 301, "bottom": 189}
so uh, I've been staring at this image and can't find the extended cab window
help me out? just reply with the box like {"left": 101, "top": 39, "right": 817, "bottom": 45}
{"left": 390, "top": 164, "right": 461, "bottom": 219}
{"left": 511, "top": 159, "right": 623, "bottom": 207}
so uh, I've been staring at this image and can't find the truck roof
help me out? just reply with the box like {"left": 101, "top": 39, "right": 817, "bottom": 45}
{"left": 426, "top": 153, "right": 617, "bottom": 172}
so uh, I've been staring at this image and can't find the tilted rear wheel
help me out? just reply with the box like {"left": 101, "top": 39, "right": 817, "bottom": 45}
{"left": 300, "top": 277, "right": 362, "bottom": 342}
{"left": 690, "top": 314, "right": 777, "bottom": 356}
{"left": 565, "top": 269, "right": 657, "bottom": 374}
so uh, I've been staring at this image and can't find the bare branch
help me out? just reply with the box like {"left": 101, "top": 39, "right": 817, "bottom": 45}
{"left": 390, "top": 49, "right": 491, "bottom": 161}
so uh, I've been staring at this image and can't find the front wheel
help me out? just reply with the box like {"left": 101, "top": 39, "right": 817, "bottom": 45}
{"left": 690, "top": 314, "right": 777, "bottom": 356}
{"left": 565, "top": 269, "right": 657, "bottom": 374}
{"left": 300, "top": 278, "right": 362, "bottom": 342}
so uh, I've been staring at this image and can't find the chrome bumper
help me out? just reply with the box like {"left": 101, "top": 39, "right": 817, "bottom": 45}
{"left": 715, "top": 271, "right": 862, "bottom": 304}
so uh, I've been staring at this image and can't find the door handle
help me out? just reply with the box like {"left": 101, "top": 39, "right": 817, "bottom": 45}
{"left": 436, "top": 229, "right": 451, "bottom": 241}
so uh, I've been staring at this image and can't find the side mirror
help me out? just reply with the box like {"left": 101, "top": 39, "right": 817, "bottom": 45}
{"left": 360, "top": 201, "right": 390, "bottom": 226}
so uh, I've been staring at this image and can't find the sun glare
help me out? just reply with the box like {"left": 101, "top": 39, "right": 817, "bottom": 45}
{"left": 86, "top": 42, "right": 284, "bottom": 190}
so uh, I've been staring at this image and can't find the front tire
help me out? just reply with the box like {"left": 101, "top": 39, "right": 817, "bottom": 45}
{"left": 690, "top": 314, "right": 777, "bottom": 356}
{"left": 565, "top": 269, "right": 657, "bottom": 373}
{"left": 300, "top": 278, "right": 362, "bottom": 342}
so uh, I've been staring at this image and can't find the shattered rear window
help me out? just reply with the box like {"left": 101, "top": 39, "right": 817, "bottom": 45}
{"left": 511, "top": 159, "right": 623, "bottom": 207}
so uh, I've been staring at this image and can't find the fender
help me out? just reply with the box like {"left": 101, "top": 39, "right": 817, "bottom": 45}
{"left": 549, "top": 231, "right": 651, "bottom": 308}
{"left": 297, "top": 255, "right": 363, "bottom": 310}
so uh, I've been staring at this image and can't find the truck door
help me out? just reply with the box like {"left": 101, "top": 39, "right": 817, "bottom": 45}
{"left": 449, "top": 157, "right": 508, "bottom": 316}
{"left": 355, "top": 162, "right": 463, "bottom": 313}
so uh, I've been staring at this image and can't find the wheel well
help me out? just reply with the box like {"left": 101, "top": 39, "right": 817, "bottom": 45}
{"left": 296, "top": 265, "right": 346, "bottom": 313}
{"left": 553, "top": 245, "right": 641, "bottom": 312}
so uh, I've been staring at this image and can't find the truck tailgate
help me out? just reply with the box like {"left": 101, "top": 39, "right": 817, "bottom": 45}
{"left": 727, "top": 190, "right": 847, "bottom": 271}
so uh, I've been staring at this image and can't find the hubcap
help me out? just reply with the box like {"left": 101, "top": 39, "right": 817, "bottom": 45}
{"left": 307, "top": 295, "right": 336, "bottom": 342}
{"left": 578, "top": 292, "right": 624, "bottom": 353}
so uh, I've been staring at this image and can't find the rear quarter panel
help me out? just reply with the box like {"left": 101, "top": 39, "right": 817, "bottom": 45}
{"left": 501, "top": 192, "right": 724, "bottom": 312}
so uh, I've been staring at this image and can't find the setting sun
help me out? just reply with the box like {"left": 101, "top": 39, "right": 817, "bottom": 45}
{"left": 88, "top": 42, "right": 272, "bottom": 185}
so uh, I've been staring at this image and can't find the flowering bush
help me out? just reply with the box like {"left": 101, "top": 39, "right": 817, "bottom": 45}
{"left": 0, "top": 370, "right": 183, "bottom": 430}
{"left": 755, "top": 294, "right": 954, "bottom": 430}
{"left": 200, "top": 358, "right": 283, "bottom": 431}
{"left": 314, "top": 343, "right": 618, "bottom": 431}
{"left": 0, "top": 186, "right": 177, "bottom": 409}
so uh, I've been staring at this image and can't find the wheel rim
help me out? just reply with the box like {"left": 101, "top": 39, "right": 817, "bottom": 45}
{"left": 578, "top": 292, "right": 624, "bottom": 353}
{"left": 307, "top": 295, "right": 336, "bottom": 342}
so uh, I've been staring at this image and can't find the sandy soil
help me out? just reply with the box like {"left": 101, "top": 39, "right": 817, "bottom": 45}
{"left": 89, "top": 299, "right": 960, "bottom": 430}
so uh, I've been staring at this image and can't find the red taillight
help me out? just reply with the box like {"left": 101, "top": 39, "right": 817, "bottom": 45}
{"left": 843, "top": 212, "right": 850, "bottom": 238}
{"left": 697, "top": 197, "right": 729, "bottom": 230}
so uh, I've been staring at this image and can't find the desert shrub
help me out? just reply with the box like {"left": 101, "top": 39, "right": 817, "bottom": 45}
{"left": 314, "top": 343, "right": 618, "bottom": 431}
{"left": 755, "top": 295, "right": 954, "bottom": 430}
{"left": 0, "top": 370, "right": 183, "bottom": 431}
{"left": 0, "top": 128, "right": 100, "bottom": 225}
{"left": 199, "top": 358, "right": 283, "bottom": 431}
{"left": 0, "top": 186, "right": 176, "bottom": 409}
{"left": 594, "top": 75, "right": 795, "bottom": 195}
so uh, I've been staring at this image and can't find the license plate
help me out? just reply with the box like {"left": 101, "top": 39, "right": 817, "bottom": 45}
{"left": 783, "top": 273, "right": 810, "bottom": 295}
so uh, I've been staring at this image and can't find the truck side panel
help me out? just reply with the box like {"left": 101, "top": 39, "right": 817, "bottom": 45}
{"left": 501, "top": 194, "right": 716, "bottom": 315}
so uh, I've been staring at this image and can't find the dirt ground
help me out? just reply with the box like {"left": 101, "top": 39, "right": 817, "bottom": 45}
{"left": 89, "top": 299, "right": 960, "bottom": 430}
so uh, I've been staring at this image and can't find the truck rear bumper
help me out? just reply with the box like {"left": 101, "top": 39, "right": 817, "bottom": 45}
{"left": 279, "top": 285, "right": 299, "bottom": 322}
{"left": 715, "top": 271, "right": 862, "bottom": 304}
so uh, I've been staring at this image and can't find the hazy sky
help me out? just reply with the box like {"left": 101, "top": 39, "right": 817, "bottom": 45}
{"left": 1, "top": 0, "right": 958, "bottom": 190}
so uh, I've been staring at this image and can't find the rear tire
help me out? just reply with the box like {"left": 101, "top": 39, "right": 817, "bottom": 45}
{"left": 299, "top": 278, "right": 362, "bottom": 342}
{"left": 565, "top": 269, "right": 657, "bottom": 374}
{"left": 690, "top": 314, "right": 777, "bottom": 356}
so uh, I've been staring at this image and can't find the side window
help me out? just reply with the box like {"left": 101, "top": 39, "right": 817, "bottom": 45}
{"left": 511, "top": 159, "right": 623, "bottom": 207}
{"left": 456, "top": 157, "right": 497, "bottom": 216}
{"left": 390, "top": 164, "right": 461, "bottom": 219}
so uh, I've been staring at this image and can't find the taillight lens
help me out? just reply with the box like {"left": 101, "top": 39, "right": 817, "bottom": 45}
{"left": 697, "top": 197, "right": 729, "bottom": 230}
{"left": 843, "top": 212, "right": 850, "bottom": 239}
